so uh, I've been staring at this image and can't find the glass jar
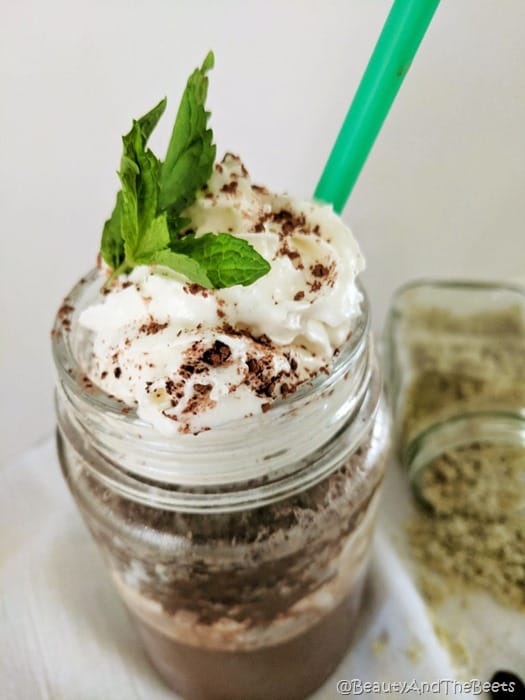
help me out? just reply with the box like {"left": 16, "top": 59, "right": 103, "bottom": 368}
{"left": 385, "top": 280, "right": 525, "bottom": 511}
{"left": 52, "top": 270, "right": 390, "bottom": 700}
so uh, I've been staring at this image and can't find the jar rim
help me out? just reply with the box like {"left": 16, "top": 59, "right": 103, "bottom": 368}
{"left": 53, "top": 269, "right": 385, "bottom": 510}
{"left": 52, "top": 270, "right": 386, "bottom": 512}
{"left": 406, "top": 411, "right": 525, "bottom": 515}
{"left": 389, "top": 277, "right": 525, "bottom": 300}
{"left": 56, "top": 357, "right": 386, "bottom": 513}
{"left": 52, "top": 268, "right": 371, "bottom": 423}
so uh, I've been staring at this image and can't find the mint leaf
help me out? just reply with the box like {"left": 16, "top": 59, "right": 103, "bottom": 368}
{"left": 133, "top": 213, "right": 170, "bottom": 264}
{"left": 136, "top": 148, "right": 160, "bottom": 240}
{"left": 167, "top": 214, "right": 192, "bottom": 241}
{"left": 172, "top": 233, "right": 271, "bottom": 288}
{"left": 101, "top": 191, "right": 125, "bottom": 269}
{"left": 118, "top": 154, "right": 139, "bottom": 267}
{"left": 122, "top": 124, "right": 159, "bottom": 235}
{"left": 101, "top": 100, "right": 165, "bottom": 273}
{"left": 151, "top": 249, "right": 212, "bottom": 287}
{"left": 137, "top": 97, "right": 166, "bottom": 142}
{"left": 119, "top": 122, "right": 162, "bottom": 268}
{"left": 158, "top": 51, "right": 216, "bottom": 216}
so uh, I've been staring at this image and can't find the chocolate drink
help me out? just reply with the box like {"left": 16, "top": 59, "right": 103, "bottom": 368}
{"left": 57, "top": 408, "right": 387, "bottom": 700}
{"left": 134, "top": 581, "right": 366, "bottom": 700}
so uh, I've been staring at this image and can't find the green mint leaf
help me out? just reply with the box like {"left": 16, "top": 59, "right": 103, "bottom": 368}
{"left": 135, "top": 147, "right": 160, "bottom": 244}
{"left": 167, "top": 214, "right": 192, "bottom": 242}
{"left": 118, "top": 154, "right": 139, "bottom": 267}
{"left": 121, "top": 125, "right": 158, "bottom": 234}
{"left": 137, "top": 97, "right": 167, "bottom": 142}
{"left": 133, "top": 213, "right": 170, "bottom": 264}
{"left": 101, "top": 100, "right": 165, "bottom": 275}
{"left": 158, "top": 51, "right": 216, "bottom": 215}
{"left": 100, "top": 191, "right": 125, "bottom": 269}
{"left": 151, "top": 249, "right": 212, "bottom": 287}
{"left": 172, "top": 233, "right": 271, "bottom": 288}
{"left": 119, "top": 122, "right": 162, "bottom": 266}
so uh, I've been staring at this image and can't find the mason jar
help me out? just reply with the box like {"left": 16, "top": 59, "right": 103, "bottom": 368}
{"left": 385, "top": 279, "right": 525, "bottom": 509}
{"left": 52, "top": 270, "right": 390, "bottom": 700}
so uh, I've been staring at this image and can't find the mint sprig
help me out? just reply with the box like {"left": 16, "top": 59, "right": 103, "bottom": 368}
{"left": 100, "top": 52, "right": 270, "bottom": 288}
{"left": 173, "top": 233, "right": 270, "bottom": 288}
{"left": 159, "top": 52, "right": 215, "bottom": 216}
{"left": 101, "top": 98, "right": 166, "bottom": 272}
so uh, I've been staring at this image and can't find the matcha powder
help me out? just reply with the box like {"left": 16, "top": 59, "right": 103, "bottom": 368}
{"left": 392, "top": 302, "right": 525, "bottom": 611}
{"left": 407, "top": 443, "right": 525, "bottom": 610}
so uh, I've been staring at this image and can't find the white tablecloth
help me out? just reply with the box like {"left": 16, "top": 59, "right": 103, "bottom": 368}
{"left": 1, "top": 438, "right": 523, "bottom": 699}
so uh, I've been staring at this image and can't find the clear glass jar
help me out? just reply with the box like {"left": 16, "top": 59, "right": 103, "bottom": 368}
{"left": 385, "top": 280, "right": 525, "bottom": 510}
{"left": 52, "top": 270, "right": 390, "bottom": 700}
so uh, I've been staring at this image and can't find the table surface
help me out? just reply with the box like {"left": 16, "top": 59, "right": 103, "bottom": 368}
{"left": 1, "top": 438, "right": 523, "bottom": 700}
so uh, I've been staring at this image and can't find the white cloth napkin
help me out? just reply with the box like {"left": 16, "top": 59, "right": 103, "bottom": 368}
{"left": 1, "top": 438, "right": 523, "bottom": 699}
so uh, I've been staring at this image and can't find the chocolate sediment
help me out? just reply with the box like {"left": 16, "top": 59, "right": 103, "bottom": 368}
{"left": 66, "top": 427, "right": 384, "bottom": 633}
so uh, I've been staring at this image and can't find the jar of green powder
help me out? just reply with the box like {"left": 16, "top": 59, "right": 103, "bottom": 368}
{"left": 385, "top": 280, "right": 525, "bottom": 515}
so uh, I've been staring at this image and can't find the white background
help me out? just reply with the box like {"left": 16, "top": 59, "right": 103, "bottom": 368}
{"left": 2, "top": 0, "right": 525, "bottom": 465}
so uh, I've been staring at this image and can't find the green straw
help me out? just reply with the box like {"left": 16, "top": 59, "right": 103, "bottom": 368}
{"left": 315, "top": 0, "right": 440, "bottom": 213}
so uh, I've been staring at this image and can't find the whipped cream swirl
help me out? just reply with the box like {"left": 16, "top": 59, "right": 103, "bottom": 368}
{"left": 78, "top": 155, "right": 364, "bottom": 434}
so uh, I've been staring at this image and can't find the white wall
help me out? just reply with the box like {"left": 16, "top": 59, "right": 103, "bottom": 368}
{"left": 2, "top": 0, "right": 524, "bottom": 464}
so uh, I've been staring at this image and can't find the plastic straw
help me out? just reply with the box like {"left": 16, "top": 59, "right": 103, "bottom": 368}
{"left": 315, "top": 0, "right": 440, "bottom": 213}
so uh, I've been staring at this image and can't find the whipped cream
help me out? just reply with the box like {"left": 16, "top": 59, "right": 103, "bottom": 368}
{"left": 78, "top": 154, "right": 364, "bottom": 434}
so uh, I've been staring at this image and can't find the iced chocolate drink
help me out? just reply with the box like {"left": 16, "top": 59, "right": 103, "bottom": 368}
{"left": 52, "top": 56, "right": 390, "bottom": 700}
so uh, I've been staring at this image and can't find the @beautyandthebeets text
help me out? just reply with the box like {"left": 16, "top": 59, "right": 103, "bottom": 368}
{"left": 336, "top": 678, "right": 516, "bottom": 695}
